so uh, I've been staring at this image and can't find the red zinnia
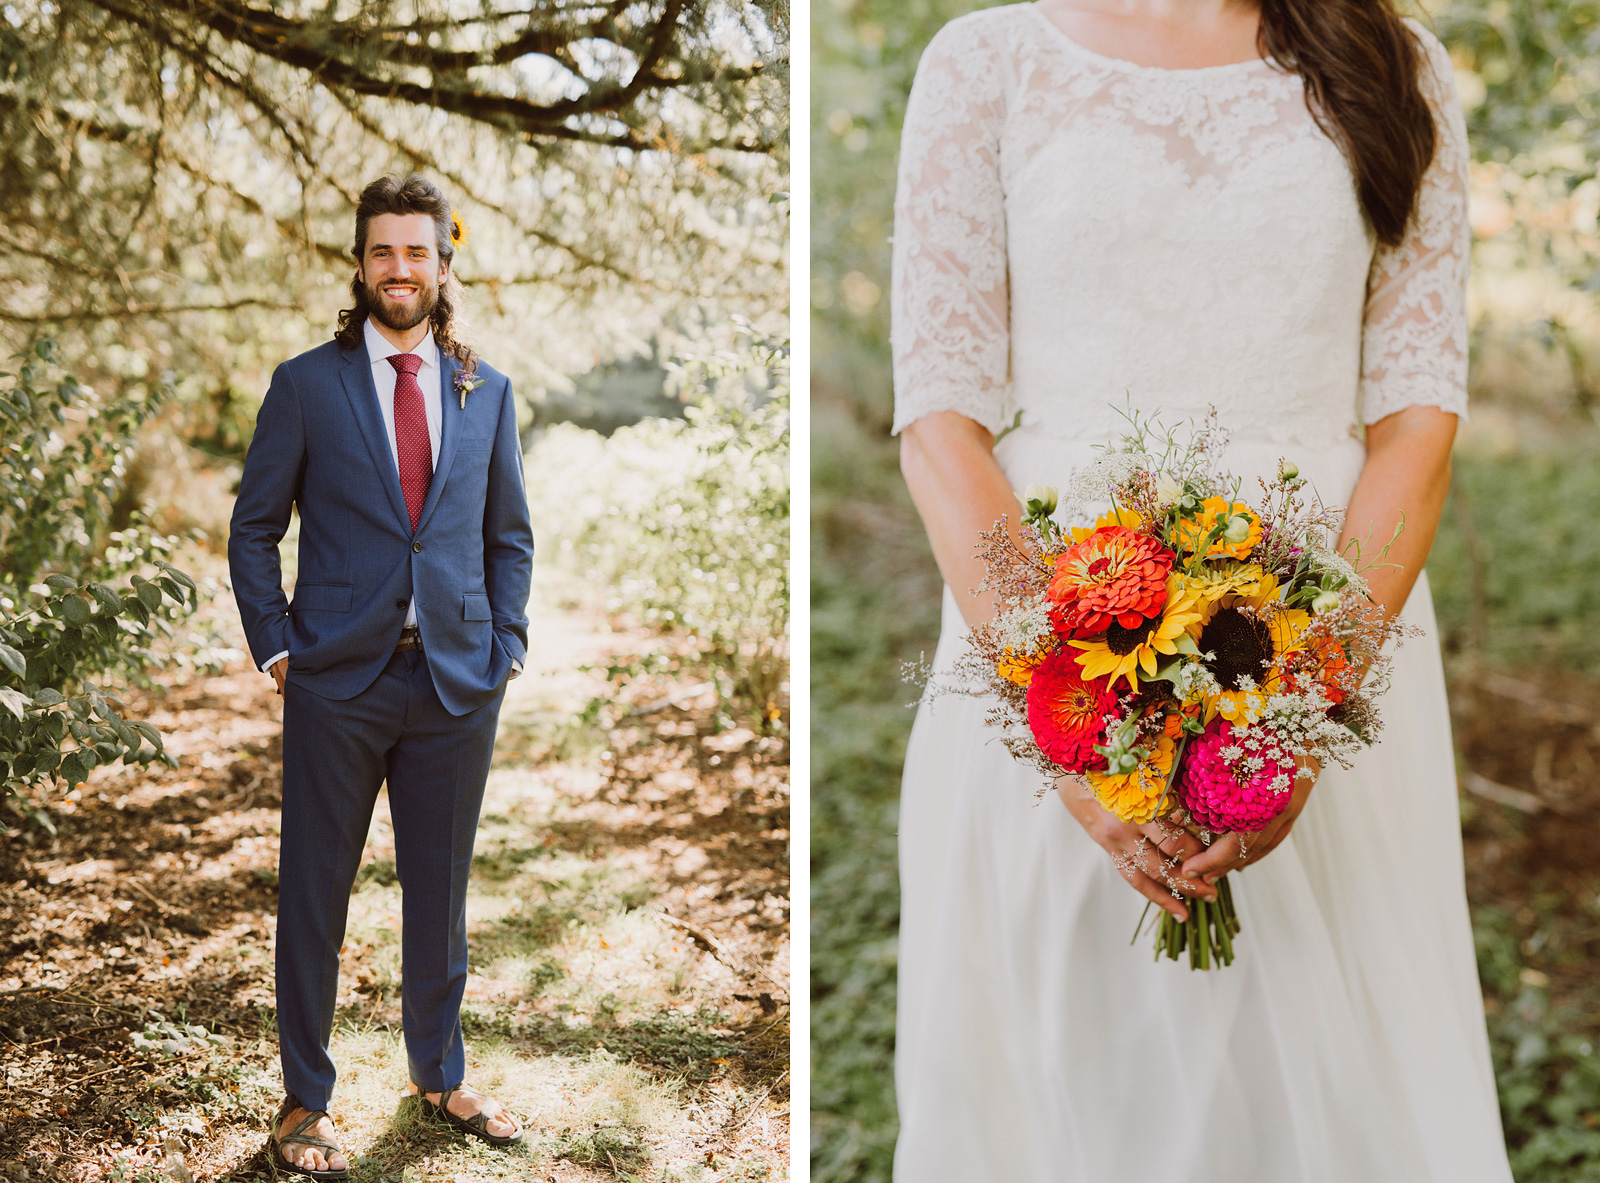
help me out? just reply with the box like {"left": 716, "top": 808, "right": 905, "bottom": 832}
{"left": 1026, "top": 649, "right": 1120, "bottom": 773}
{"left": 1046, "top": 525, "right": 1175, "bottom": 636}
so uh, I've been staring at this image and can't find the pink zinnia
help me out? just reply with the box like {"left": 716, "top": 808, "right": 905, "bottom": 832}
{"left": 1177, "top": 719, "right": 1296, "bottom": 833}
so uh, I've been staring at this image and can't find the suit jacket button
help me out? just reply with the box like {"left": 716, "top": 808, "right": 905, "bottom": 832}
{"left": 412, "top": 541, "right": 423, "bottom": 553}
{"left": 396, "top": 600, "right": 407, "bottom": 610}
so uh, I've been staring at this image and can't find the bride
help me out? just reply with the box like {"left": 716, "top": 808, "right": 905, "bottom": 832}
{"left": 891, "top": 0, "right": 1512, "bottom": 1179}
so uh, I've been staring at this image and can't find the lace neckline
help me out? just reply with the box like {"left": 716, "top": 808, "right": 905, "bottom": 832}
{"left": 1025, "top": 4, "right": 1280, "bottom": 77}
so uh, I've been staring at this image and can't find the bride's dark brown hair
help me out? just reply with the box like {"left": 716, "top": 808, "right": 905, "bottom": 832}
{"left": 1257, "top": 0, "right": 1437, "bottom": 248}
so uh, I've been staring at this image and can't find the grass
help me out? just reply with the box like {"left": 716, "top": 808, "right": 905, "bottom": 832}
{"left": 809, "top": 369, "right": 1600, "bottom": 1181}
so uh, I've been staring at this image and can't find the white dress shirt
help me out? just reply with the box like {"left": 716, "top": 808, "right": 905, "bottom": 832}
{"left": 263, "top": 319, "right": 496, "bottom": 673}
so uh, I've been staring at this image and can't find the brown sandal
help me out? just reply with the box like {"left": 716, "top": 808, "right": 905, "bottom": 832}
{"left": 268, "top": 1097, "right": 349, "bottom": 1180}
{"left": 413, "top": 1082, "right": 524, "bottom": 1147}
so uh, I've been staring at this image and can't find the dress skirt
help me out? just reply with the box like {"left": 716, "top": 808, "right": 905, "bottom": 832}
{"left": 893, "top": 429, "right": 1512, "bottom": 1182}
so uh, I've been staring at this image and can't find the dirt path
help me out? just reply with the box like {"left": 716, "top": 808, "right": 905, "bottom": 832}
{"left": 0, "top": 567, "right": 790, "bottom": 1182}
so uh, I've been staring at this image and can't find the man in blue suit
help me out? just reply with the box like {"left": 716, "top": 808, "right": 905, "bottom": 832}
{"left": 229, "top": 174, "right": 534, "bottom": 1175}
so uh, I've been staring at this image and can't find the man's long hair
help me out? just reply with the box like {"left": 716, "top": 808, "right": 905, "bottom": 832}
{"left": 335, "top": 174, "right": 477, "bottom": 372}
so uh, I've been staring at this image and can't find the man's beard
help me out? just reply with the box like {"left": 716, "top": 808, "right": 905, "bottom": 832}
{"left": 366, "top": 276, "right": 439, "bottom": 333}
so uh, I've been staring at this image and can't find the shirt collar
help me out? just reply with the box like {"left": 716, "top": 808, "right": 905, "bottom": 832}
{"left": 363, "top": 315, "right": 439, "bottom": 372}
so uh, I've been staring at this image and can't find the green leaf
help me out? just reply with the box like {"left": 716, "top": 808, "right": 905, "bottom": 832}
{"left": 123, "top": 597, "right": 150, "bottom": 627}
{"left": 58, "top": 752, "right": 86, "bottom": 787}
{"left": 155, "top": 561, "right": 197, "bottom": 592}
{"left": 0, "top": 643, "right": 24, "bottom": 679}
{"left": 131, "top": 720, "right": 162, "bottom": 746}
{"left": 136, "top": 582, "right": 163, "bottom": 611}
{"left": 59, "top": 595, "right": 91, "bottom": 626}
{"left": 157, "top": 577, "right": 185, "bottom": 605}
{"left": 90, "top": 584, "right": 123, "bottom": 613}
{"left": 0, "top": 687, "right": 30, "bottom": 720}
{"left": 43, "top": 574, "right": 77, "bottom": 590}
{"left": 32, "top": 688, "right": 64, "bottom": 707}
{"left": 32, "top": 748, "right": 59, "bottom": 775}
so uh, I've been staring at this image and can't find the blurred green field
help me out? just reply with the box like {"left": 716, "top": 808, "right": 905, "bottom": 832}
{"left": 811, "top": 2, "right": 1600, "bottom": 1179}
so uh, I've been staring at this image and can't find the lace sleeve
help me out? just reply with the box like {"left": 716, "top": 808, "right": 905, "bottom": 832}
{"left": 890, "top": 18, "right": 1011, "bottom": 437}
{"left": 1359, "top": 24, "right": 1470, "bottom": 426}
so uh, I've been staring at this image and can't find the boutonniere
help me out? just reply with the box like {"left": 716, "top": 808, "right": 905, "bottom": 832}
{"left": 454, "top": 370, "right": 485, "bottom": 410}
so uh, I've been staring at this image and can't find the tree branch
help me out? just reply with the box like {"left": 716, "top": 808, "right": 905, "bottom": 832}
{"left": 0, "top": 299, "right": 298, "bottom": 324}
{"left": 84, "top": 0, "right": 776, "bottom": 155}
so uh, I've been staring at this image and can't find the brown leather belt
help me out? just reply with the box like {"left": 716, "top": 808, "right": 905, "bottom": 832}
{"left": 395, "top": 626, "right": 423, "bottom": 653}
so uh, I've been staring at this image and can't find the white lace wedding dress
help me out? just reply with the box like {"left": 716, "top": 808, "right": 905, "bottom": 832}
{"left": 889, "top": 7, "right": 1512, "bottom": 1180}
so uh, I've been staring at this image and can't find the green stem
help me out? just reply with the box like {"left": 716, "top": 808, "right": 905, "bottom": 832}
{"left": 1148, "top": 873, "right": 1244, "bottom": 970}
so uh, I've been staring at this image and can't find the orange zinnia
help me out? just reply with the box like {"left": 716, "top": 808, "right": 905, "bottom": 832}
{"left": 1046, "top": 525, "right": 1174, "bottom": 637}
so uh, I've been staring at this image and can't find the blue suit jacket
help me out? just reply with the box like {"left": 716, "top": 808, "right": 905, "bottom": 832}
{"left": 227, "top": 335, "right": 535, "bottom": 716}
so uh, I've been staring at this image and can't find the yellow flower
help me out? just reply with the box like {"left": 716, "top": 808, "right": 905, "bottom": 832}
{"left": 997, "top": 645, "right": 1049, "bottom": 688}
{"left": 1265, "top": 604, "right": 1310, "bottom": 655}
{"left": 1179, "top": 563, "right": 1278, "bottom": 622}
{"left": 1174, "top": 497, "right": 1261, "bottom": 560}
{"left": 1086, "top": 730, "right": 1177, "bottom": 824}
{"left": 450, "top": 209, "right": 472, "bottom": 248}
{"left": 1070, "top": 575, "right": 1203, "bottom": 690}
{"left": 1070, "top": 505, "right": 1143, "bottom": 542}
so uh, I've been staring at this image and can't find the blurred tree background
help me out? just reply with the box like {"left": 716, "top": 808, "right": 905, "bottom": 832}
{"left": 0, "top": 0, "right": 789, "bottom": 808}
{"left": 811, "top": 1, "right": 1600, "bottom": 1179}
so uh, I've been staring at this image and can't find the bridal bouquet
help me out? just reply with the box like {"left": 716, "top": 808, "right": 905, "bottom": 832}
{"left": 955, "top": 411, "right": 1406, "bottom": 969}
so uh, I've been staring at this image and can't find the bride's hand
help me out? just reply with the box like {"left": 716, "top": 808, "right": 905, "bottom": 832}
{"left": 1055, "top": 776, "right": 1217, "bottom": 922}
{"left": 1179, "top": 757, "right": 1321, "bottom": 883}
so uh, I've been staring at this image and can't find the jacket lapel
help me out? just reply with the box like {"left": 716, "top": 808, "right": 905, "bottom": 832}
{"left": 338, "top": 343, "right": 412, "bottom": 532}
{"left": 414, "top": 346, "right": 461, "bottom": 535}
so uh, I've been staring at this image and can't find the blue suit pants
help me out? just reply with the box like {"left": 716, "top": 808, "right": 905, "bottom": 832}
{"left": 276, "top": 649, "right": 504, "bottom": 1110}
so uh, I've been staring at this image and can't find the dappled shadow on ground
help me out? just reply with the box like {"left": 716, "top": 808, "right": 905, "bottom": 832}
{"left": 0, "top": 599, "right": 790, "bottom": 1181}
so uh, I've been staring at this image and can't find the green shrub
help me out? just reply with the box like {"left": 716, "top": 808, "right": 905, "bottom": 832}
{"left": 0, "top": 339, "right": 196, "bottom": 822}
{"left": 528, "top": 331, "right": 789, "bottom": 728}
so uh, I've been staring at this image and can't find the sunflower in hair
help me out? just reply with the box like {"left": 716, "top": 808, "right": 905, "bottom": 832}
{"left": 450, "top": 209, "right": 471, "bottom": 249}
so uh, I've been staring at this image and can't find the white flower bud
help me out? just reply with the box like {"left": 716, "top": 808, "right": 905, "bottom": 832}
{"left": 1312, "top": 590, "right": 1341, "bottom": 614}
{"left": 1023, "top": 484, "right": 1058, "bottom": 514}
{"left": 1280, "top": 461, "right": 1300, "bottom": 482}
{"left": 1154, "top": 474, "right": 1184, "bottom": 505}
{"left": 1223, "top": 514, "right": 1253, "bottom": 546}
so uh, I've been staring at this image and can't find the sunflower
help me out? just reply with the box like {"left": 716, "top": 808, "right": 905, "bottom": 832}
{"left": 1025, "top": 649, "right": 1120, "bottom": 773}
{"left": 1174, "top": 497, "right": 1262, "bottom": 560}
{"left": 1070, "top": 575, "right": 1203, "bottom": 690}
{"left": 450, "top": 209, "right": 472, "bottom": 248}
{"left": 1085, "top": 730, "right": 1177, "bottom": 824}
{"left": 1201, "top": 603, "right": 1311, "bottom": 724}
{"left": 1046, "top": 525, "right": 1175, "bottom": 636}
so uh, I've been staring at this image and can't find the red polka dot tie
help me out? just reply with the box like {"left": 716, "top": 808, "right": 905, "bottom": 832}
{"left": 387, "top": 353, "right": 432, "bottom": 530}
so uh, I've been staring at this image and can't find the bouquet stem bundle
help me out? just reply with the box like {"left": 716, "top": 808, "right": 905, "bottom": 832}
{"left": 1139, "top": 874, "right": 1239, "bottom": 969}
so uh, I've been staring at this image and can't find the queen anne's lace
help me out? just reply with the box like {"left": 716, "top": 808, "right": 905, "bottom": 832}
{"left": 890, "top": 5, "right": 1469, "bottom": 446}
